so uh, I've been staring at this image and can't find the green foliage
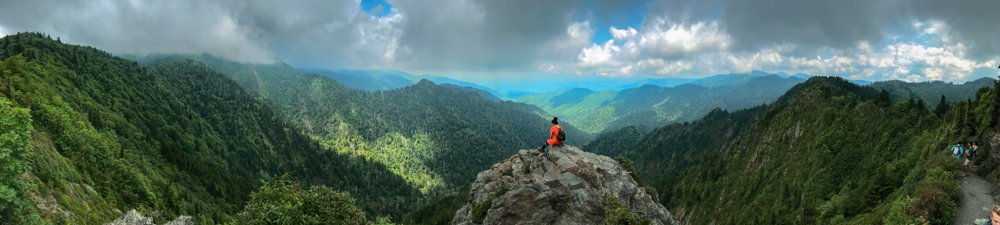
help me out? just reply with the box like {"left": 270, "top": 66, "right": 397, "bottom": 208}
{"left": 0, "top": 32, "right": 417, "bottom": 223}
{"left": 602, "top": 196, "right": 650, "bottom": 225}
{"left": 869, "top": 77, "right": 995, "bottom": 109}
{"left": 934, "top": 95, "right": 950, "bottom": 117}
{"left": 233, "top": 174, "right": 368, "bottom": 225}
{"left": 471, "top": 186, "right": 508, "bottom": 224}
{"left": 516, "top": 75, "right": 804, "bottom": 133}
{"left": 131, "top": 54, "right": 596, "bottom": 216}
{"left": 521, "top": 159, "right": 531, "bottom": 174}
{"left": 402, "top": 184, "right": 470, "bottom": 225}
{"left": 0, "top": 97, "right": 43, "bottom": 224}
{"left": 588, "top": 76, "right": 968, "bottom": 224}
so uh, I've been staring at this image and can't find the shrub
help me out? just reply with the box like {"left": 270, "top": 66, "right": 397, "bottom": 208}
{"left": 602, "top": 196, "right": 650, "bottom": 225}
{"left": 234, "top": 174, "right": 369, "bottom": 225}
{"left": 521, "top": 160, "right": 531, "bottom": 174}
{"left": 472, "top": 186, "right": 508, "bottom": 223}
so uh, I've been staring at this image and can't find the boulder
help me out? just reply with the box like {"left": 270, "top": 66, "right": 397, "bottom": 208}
{"left": 104, "top": 209, "right": 192, "bottom": 225}
{"left": 451, "top": 145, "right": 679, "bottom": 225}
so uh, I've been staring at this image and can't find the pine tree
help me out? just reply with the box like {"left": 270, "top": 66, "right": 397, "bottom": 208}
{"left": 934, "top": 94, "right": 949, "bottom": 117}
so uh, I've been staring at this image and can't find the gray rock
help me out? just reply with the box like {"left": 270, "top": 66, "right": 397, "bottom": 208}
{"left": 451, "top": 145, "right": 679, "bottom": 225}
{"left": 104, "top": 209, "right": 193, "bottom": 225}
{"left": 164, "top": 216, "right": 193, "bottom": 225}
{"left": 104, "top": 210, "right": 153, "bottom": 225}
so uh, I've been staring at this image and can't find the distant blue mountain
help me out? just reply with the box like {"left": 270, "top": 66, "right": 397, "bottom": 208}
{"left": 618, "top": 78, "right": 697, "bottom": 89}
{"left": 304, "top": 69, "right": 415, "bottom": 91}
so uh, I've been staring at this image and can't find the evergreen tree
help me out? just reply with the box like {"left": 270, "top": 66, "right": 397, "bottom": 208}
{"left": 935, "top": 94, "right": 950, "bottom": 117}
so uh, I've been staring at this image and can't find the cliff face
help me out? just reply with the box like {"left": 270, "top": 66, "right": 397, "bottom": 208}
{"left": 451, "top": 145, "right": 678, "bottom": 225}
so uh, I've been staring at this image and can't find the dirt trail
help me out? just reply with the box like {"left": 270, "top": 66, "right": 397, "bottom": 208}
{"left": 955, "top": 173, "right": 994, "bottom": 225}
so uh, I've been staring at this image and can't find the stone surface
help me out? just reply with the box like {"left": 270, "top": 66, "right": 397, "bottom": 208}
{"left": 104, "top": 210, "right": 154, "bottom": 225}
{"left": 164, "top": 216, "right": 194, "bottom": 225}
{"left": 104, "top": 209, "right": 193, "bottom": 225}
{"left": 451, "top": 145, "right": 679, "bottom": 225}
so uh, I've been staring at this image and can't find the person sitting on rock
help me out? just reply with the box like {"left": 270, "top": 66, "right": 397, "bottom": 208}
{"left": 539, "top": 117, "right": 564, "bottom": 152}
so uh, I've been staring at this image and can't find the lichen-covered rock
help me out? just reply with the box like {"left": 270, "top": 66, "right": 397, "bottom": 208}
{"left": 451, "top": 145, "right": 679, "bottom": 225}
{"left": 164, "top": 216, "right": 194, "bottom": 225}
{"left": 104, "top": 209, "right": 193, "bottom": 225}
{"left": 104, "top": 210, "right": 154, "bottom": 225}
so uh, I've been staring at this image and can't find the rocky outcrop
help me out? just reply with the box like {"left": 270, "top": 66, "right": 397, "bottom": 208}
{"left": 451, "top": 145, "right": 679, "bottom": 225}
{"left": 104, "top": 209, "right": 193, "bottom": 225}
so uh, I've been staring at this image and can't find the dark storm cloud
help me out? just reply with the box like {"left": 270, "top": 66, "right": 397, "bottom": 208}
{"left": 905, "top": 0, "right": 1000, "bottom": 60}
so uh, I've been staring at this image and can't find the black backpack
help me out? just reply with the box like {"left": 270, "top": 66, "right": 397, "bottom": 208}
{"left": 556, "top": 127, "right": 566, "bottom": 141}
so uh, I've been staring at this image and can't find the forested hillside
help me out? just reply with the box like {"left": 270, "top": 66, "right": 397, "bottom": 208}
{"left": 515, "top": 75, "right": 804, "bottom": 133}
{"left": 0, "top": 33, "right": 417, "bottom": 224}
{"left": 131, "top": 54, "right": 593, "bottom": 200}
{"left": 869, "top": 77, "right": 996, "bottom": 108}
{"left": 587, "top": 76, "right": 993, "bottom": 224}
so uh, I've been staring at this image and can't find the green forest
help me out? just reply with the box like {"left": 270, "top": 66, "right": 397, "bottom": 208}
{"left": 130, "top": 54, "right": 594, "bottom": 195}
{"left": 0, "top": 33, "right": 415, "bottom": 224}
{"left": 586, "top": 76, "right": 997, "bottom": 224}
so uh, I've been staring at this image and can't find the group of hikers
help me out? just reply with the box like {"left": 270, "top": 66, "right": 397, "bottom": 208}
{"left": 952, "top": 141, "right": 979, "bottom": 177}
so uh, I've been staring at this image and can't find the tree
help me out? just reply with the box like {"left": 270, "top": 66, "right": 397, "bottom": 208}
{"left": 934, "top": 95, "right": 950, "bottom": 117}
{"left": 0, "top": 97, "right": 36, "bottom": 223}
{"left": 233, "top": 174, "right": 373, "bottom": 225}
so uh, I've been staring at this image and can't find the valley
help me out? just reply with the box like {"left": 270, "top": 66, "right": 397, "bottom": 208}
{"left": 1, "top": 33, "right": 997, "bottom": 225}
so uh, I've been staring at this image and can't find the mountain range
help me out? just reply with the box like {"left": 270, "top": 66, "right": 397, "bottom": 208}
{"left": 514, "top": 75, "right": 807, "bottom": 133}
{"left": 3, "top": 32, "right": 998, "bottom": 225}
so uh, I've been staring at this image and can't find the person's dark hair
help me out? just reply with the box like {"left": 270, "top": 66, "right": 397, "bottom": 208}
{"left": 552, "top": 117, "right": 558, "bottom": 125}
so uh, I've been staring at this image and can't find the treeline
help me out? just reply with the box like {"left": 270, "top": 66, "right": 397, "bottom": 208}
{"left": 869, "top": 77, "right": 996, "bottom": 108}
{"left": 0, "top": 32, "right": 416, "bottom": 224}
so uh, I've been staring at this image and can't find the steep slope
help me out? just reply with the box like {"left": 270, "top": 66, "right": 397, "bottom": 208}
{"left": 0, "top": 33, "right": 416, "bottom": 223}
{"left": 590, "top": 77, "right": 971, "bottom": 224}
{"left": 131, "top": 54, "right": 594, "bottom": 198}
{"left": 516, "top": 75, "right": 804, "bottom": 133}
{"left": 451, "top": 145, "right": 678, "bottom": 225}
{"left": 868, "top": 77, "right": 996, "bottom": 108}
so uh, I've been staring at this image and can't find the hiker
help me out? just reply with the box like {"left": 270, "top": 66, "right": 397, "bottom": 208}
{"left": 983, "top": 205, "right": 1000, "bottom": 225}
{"left": 953, "top": 142, "right": 964, "bottom": 160}
{"left": 965, "top": 141, "right": 978, "bottom": 177}
{"left": 538, "top": 117, "right": 564, "bottom": 152}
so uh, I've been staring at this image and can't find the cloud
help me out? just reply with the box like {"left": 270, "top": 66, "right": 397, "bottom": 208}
{"left": 1, "top": 0, "right": 997, "bottom": 83}
{"left": 0, "top": 0, "right": 275, "bottom": 63}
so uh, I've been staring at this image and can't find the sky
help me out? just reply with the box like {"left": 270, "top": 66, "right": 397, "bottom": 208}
{"left": 1, "top": 0, "right": 999, "bottom": 87}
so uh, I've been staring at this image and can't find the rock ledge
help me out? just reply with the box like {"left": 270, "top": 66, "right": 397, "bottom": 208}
{"left": 451, "top": 145, "right": 679, "bottom": 225}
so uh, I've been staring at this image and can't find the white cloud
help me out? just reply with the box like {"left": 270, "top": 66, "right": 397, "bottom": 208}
{"left": 609, "top": 26, "right": 637, "bottom": 39}
{"left": 566, "top": 18, "right": 996, "bottom": 82}
{"left": 579, "top": 40, "right": 620, "bottom": 67}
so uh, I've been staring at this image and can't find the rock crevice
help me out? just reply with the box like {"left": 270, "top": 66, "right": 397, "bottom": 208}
{"left": 451, "top": 145, "right": 679, "bottom": 225}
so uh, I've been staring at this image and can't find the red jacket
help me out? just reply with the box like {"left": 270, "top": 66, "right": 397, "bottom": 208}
{"left": 547, "top": 125, "right": 564, "bottom": 146}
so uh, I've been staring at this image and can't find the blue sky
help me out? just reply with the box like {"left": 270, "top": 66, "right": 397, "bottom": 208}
{"left": 0, "top": 0, "right": 998, "bottom": 87}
